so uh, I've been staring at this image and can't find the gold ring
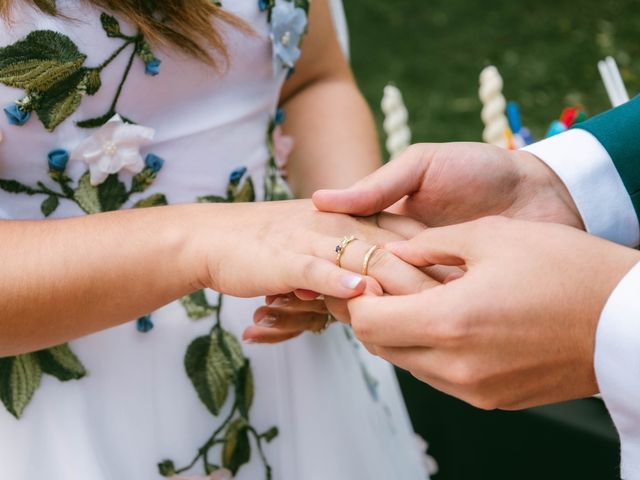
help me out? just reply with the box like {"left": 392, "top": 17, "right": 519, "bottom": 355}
{"left": 335, "top": 235, "right": 357, "bottom": 267}
{"left": 362, "top": 245, "right": 380, "bottom": 276}
{"left": 314, "top": 314, "right": 335, "bottom": 335}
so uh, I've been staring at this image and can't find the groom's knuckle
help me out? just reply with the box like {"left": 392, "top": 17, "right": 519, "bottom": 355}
{"left": 449, "top": 361, "right": 481, "bottom": 388}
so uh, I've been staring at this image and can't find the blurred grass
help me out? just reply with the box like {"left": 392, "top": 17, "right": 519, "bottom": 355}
{"left": 344, "top": 0, "right": 640, "bottom": 146}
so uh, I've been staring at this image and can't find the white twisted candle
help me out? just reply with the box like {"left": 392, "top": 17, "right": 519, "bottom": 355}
{"left": 479, "top": 66, "right": 508, "bottom": 148}
{"left": 381, "top": 84, "right": 411, "bottom": 158}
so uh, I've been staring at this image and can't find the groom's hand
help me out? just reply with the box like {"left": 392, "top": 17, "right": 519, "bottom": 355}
{"left": 313, "top": 142, "right": 584, "bottom": 229}
{"left": 347, "top": 217, "right": 640, "bottom": 410}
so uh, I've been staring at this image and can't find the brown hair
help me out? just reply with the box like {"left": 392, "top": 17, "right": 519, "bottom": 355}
{"left": 1, "top": 0, "right": 249, "bottom": 66}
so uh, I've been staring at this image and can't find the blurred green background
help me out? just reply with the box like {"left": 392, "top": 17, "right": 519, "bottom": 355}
{"left": 344, "top": 0, "right": 640, "bottom": 145}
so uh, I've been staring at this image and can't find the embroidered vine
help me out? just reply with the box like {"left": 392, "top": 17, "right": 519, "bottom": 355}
{"left": 0, "top": 13, "right": 160, "bottom": 132}
{"left": 159, "top": 169, "right": 277, "bottom": 479}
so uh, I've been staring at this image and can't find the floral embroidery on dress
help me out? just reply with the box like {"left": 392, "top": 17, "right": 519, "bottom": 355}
{"left": 261, "top": 0, "right": 309, "bottom": 76}
{"left": 0, "top": 3, "right": 302, "bottom": 477}
{"left": 0, "top": 13, "right": 160, "bottom": 131}
{"left": 70, "top": 114, "right": 155, "bottom": 186}
{"left": 0, "top": 115, "right": 167, "bottom": 416}
{"left": 160, "top": 168, "right": 278, "bottom": 479}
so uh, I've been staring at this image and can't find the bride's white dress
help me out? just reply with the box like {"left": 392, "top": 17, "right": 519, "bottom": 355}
{"left": 0, "top": 1, "right": 428, "bottom": 479}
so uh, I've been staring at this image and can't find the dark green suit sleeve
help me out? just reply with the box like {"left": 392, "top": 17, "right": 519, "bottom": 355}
{"left": 575, "top": 95, "right": 640, "bottom": 221}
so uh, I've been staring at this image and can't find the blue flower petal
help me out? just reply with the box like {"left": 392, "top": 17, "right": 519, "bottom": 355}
{"left": 229, "top": 166, "right": 248, "bottom": 183}
{"left": 144, "top": 153, "right": 165, "bottom": 173}
{"left": 145, "top": 58, "right": 161, "bottom": 76}
{"left": 274, "top": 108, "right": 286, "bottom": 125}
{"left": 137, "top": 315, "right": 154, "bottom": 333}
{"left": 48, "top": 149, "right": 69, "bottom": 172}
{"left": 4, "top": 103, "right": 31, "bottom": 126}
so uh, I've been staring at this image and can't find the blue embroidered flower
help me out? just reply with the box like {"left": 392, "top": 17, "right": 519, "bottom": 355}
{"left": 144, "top": 58, "right": 161, "bottom": 76}
{"left": 47, "top": 149, "right": 69, "bottom": 172}
{"left": 229, "top": 166, "right": 248, "bottom": 184}
{"left": 274, "top": 107, "right": 286, "bottom": 125}
{"left": 258, "top": 0, "right": 272, "bottom": 11}
{"left": 4, "top": 103, "right": 31, "bottom": 126}
{"left": 144, "top": 153, "right": 165, "bottom": 173}
{"left": 270, "top": 0, "right": 308, "bottom": 71}
{"left": 136, "top": 315, "right": 154, "bottom": 333}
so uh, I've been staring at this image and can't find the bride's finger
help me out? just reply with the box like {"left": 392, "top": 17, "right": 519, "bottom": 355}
{"left": 315, "top": 238, "right": 440, "bottom": 295}
{"left": 376, "top": 212, "right": 427, "bottom": 239}
{"left": 253, "top": 306, "right": 330, "bottom": 333}
{"left": 265, "top": 294, "right": 328, "bottom": 313}
{"left": 285, "top": 254, "right": 366, "bottom": 299}
{"left": 243, "top": 325, "right": 303, "bottom": 344}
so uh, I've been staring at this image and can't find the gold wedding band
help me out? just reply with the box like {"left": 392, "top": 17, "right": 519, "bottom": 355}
{"left": 335, "top": 235, "right": 357, "bottom": 267}
{"left": 362, "top": 245, "right": 380, "bottom": 276}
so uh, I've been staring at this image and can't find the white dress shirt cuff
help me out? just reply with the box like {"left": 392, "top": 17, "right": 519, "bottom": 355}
{"left": 595, "top": 261, "right": 640, "bottom": 478}
{"left": 523, "top": 129, "right": 640, "bottom": 247}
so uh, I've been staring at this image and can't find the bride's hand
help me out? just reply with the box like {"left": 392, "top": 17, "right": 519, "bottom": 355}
{"left": 241, "top": 211, "right": 462, "bottom": 343}
{"left": 194, "top": 199, "right": 432, "bottom": 300}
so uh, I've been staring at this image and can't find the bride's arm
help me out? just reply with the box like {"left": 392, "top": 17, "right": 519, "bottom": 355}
{"left": 278, "top": 0, "right": 380, "bottom": 197}
{"left": 0, "top": 201, "right": 377, "bottom": 356}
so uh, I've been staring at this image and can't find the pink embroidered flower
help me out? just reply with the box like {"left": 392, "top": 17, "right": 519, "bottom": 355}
{"left": 172, "top": 469, "right": 233, "bottom": 480}
{"left": 272, "top": 125, "right": 294, "bottom": 173}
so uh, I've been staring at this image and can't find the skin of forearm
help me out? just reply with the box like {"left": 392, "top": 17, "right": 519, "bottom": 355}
{"left": 0, "top": 204, "right": 215, "bottom": 356}
{"left": 282, "top": 78, "right": 381, "bottom": 197}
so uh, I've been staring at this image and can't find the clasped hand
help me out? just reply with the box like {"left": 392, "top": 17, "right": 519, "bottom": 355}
{"left": 242, "top": 142, "right": 640, "bottom": 411}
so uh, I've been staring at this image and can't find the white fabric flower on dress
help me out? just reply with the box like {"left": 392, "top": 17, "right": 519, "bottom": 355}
{"left": 70, "top": 114, "right": 155, "bottom": 186}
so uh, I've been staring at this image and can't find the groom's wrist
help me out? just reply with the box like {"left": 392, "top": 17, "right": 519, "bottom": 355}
{"left": 513, "top": 149, "right": 584, "bottom": 229}
{"left": 522, "top": 129, "right": 640, "bottom": 247}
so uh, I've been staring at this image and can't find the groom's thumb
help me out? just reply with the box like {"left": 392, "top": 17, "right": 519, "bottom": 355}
{"left": 313, "top": 144, "right": 430, "bottom": 216}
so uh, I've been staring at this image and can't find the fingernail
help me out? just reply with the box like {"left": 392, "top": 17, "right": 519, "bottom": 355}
{"left": 270, "top": 297, "right": 290, "bottom": 308}
{"left": 257, "top": 315, "right": 277, "bottom": 327}
{"left": 243, "top": 338, "right": 256, "bottom": 344}
{"left": 341, "top": 274, "right": 364, "bottom": 290}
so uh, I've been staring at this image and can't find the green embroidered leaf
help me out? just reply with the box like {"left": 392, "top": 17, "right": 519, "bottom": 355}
{"left": 35, "top": 68, "right": 86, "bottom": 132}
{"left": 37, "top": 0, "right": 57, "bottom": 14}
{"left": 197, "top": 195, "right": 228, "bottom": 204}
{"left": 262, "top": 426, "right": 279, "bottom": 443}
{"left": 0, "top": 179, "right": 37, "bottom": 195}
{"left": 184, "top": 334, "right": 233, "bottom": 416}
{"left": 135, "top": 40, "right": 156, "bottom": 63}
{"left": 36, "top": 344, "right": 87, "bottom": 381}
{"left": 40, "top": 195, "right": 59, "bottom": 217}
{"left": 180, "top": 290, "right": 217, "bottom": 320}
{"left": 130, "top": 168, "right": 157, "bottom": 194}
{"left": 73, "top": 172, "right": 102, "bottom": 214}
{"left": 236, "top": 360, "right": 254, "bottom": 418}
{"left": 97, "top": 174, "right": 128, "bottom": 212}
{"left": 233, "top": 177, "right": 255, "bottom": 203}
{"left": 220, "top": 330, "right": 245, "bottom": 373}
{"left": 293, "top": 0, "right": 310, "bottom": 13}
{"left": 100, "top": 13, "right": 122, "bottom": 38}
{"left": 0, "top": 31, "right": 86, "bottom": 93}
{"left": 0, "top": 354, "right": 43, "bottom": 419}
{"left": 222, "top": 418, "right": 251, "bottom": 474}
{"left": 81, "top": 69, "right": 102, "bottom": 96}
{"left": 133, "top": 193, "right": 167, "bottom": 209}
{"left": 157, "top": 459, "right": 176, "bottom": 477}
